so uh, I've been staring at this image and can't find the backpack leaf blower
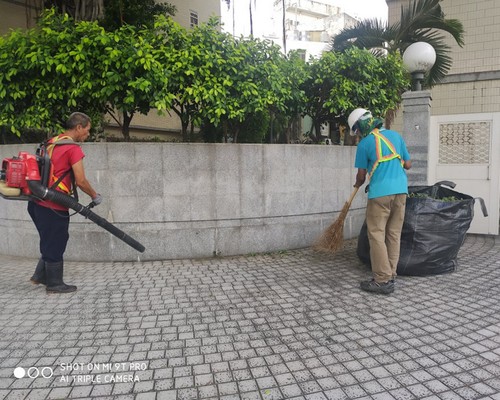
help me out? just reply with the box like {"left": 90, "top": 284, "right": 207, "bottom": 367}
{"left": 0, "top": 148, "right": 145, "bottom": 253}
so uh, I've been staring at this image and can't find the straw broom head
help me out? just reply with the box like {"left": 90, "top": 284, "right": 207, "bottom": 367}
{"left": 313, "top": 187, "right": 359, "bottom": 253}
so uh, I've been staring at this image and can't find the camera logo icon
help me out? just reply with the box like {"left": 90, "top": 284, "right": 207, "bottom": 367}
{"left": 13, "top": 367, "right": 54, "bottom": 379}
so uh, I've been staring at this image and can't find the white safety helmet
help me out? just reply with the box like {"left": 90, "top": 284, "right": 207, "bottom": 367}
{"left": 347, "top": 108, "right": 371, "bottom": 136}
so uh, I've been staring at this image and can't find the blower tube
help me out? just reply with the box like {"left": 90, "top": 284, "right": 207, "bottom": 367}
{"left": 28, "top": 180, "right": 145, "bottom": 253}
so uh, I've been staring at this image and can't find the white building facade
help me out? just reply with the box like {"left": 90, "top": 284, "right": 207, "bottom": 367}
{"left": 388, "top": 0, "right": 500, "bottom": 235}
{"left": 270, "top": 0, "right": 358, "bottom": 59}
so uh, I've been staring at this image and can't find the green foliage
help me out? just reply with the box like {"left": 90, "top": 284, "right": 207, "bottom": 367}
{"left": 0, "top": 7, "right": 410, "bottom": 144}
{"left": 166, "top": 18, "right": 295, "bottom": 143}
{"left": 0, "top": 126, "right": 46, "bottom": 144}
{"left": 201, "top": 110, "right": 272, "bottom": 144}
{"left": 408, "top": 193, "right": 460, "bottom": 201}
{"left": 164, "top": 17, "right": 223, "bottom": 141}
{"left": 0, "top": 9, "right": 175, "bottom": 140}
{"left": 238, "top": 110, "right": 270, "bottom": 143}
{"left": 100, "top": 0, "right": 176, "bottom": 30}
{"left": 301, "top": 48, "right": 409, "bottom": 142}
{"left": 0, "top": 9, "right": 107, "bottom": 136}
{"left": 212, "top": 36, "right": 299, "bottom": 143}
{"left": 97, "top": 15, "right": 178, "bottom": 139}
{"left": 332, "top": 0, "right": 465, "bottom": 88}
{"left": 200, "top": 120, "right": 223, "bottom": 143}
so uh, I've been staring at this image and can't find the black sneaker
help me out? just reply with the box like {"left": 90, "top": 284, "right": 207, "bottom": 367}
{"left": 360, "top": 279, "right": 394, "bottom": 294}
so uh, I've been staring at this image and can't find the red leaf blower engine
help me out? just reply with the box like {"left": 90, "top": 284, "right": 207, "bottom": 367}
{"left": 1, "top": 151, "right": 40, "bottom": 197}
{"left": 0, "top": 148, "right": 145, "bottom": 253}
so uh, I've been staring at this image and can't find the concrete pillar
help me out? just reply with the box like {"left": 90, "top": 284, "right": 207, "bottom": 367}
{"left": 401, "top": 90, "right": 432, "bottom": 185}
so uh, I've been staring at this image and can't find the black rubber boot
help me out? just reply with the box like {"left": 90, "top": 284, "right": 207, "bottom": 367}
{"left": 45, "top": 261, "right": 77, "bottom": 294}
{"left": 30, "top": 258, "right": 46, "bottom": 285}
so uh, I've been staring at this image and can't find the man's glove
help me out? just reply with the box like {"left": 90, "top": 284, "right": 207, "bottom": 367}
{"left": 92, "top": 193, "right": 103, "bottom": 206}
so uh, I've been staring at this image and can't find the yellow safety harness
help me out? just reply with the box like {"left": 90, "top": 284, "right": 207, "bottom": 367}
{"left": 46, "top": 135, "right": 76, "bottom": 195}
{"left": 369, "top": 128, "right": 404, "bottom": 178}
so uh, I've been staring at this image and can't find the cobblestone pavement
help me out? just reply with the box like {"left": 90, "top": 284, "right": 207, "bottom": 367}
{"left": 1, "top": 235, "right": 500, "bottom": 400}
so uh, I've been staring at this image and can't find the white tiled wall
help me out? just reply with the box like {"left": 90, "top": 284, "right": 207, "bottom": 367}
{"left": 387, "top": 0, "right": 500, "bottom": 118}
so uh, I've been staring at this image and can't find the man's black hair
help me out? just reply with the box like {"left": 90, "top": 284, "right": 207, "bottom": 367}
{"left": 66, "top": 112, "right": 91, "bottom": 130}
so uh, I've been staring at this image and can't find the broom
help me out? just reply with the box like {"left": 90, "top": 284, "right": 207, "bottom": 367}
{"left": 314, "top": 186, "right": 359, "bottom": 253}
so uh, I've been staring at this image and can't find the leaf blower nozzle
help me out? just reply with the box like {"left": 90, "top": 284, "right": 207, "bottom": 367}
{"left": 27, "top": 180, "right": 145, "bottom": 253}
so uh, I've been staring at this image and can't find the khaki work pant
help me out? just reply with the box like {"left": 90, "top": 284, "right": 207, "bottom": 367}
{"left": 366, "top": 194, "right": 407, "bottom": 283}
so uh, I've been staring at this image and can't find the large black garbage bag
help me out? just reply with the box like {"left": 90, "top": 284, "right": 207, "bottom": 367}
{"left": 357, "top": 181, "right": 487, "bottom": 276}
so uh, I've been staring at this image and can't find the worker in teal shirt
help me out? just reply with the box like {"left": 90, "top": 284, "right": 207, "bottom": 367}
{"left": 349, "top": 108, "right": 412, "bottom": 294}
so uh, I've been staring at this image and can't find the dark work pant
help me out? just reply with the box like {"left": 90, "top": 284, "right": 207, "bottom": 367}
{"left": 28, "top": 202, "right": 70, "bottom": 263}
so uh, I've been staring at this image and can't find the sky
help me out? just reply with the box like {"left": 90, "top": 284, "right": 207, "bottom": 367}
{"left": 334, "top": 0, "right": 388, "bottom": 22}
{"left": 220, "top": 0, "right": 388, "bottom": 38}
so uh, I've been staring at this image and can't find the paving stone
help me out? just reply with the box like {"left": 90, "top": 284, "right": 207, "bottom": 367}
{"left": 1, "top": 236, "right": 500, "bottom": 399}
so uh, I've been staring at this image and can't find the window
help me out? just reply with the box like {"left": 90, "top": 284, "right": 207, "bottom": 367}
{"left": 297, "top": 49, "right": 306, "bottom": 61}
{"left": 190, "top": 11, "right": 199, "bottom": 28}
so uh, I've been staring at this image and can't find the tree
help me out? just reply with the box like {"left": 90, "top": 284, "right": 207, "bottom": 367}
{"left": 331, "top": 0, "right": 464, "bottom": 88}
{"left": 0, "top": 10, "right": 175, "bottom": 139}
{"left": 281, "top": 0, "right": 286, "bottom": 53}
{"left": 96, "top": 16, "right": 177, "bottom": 140}
{"left": 99, "top": 0, "right": 176, "bottom": 30}
{"left": 203, "top": 36, "right": 296, "bottom": 143}
{"left": 223, "top": 0, "right": 256, "bottom": 37}
{"left": 162, "top": 18, "right": 222, "bottom": 141}
{"left": 0, "top": 10, "right": 108, "bottom": 136}
{"left": 26, "top": 0, "right": 105, "bottom": 21}
{"left": 248, "top": 0, "right": 256, "bottom": 36}
{"left": 25, "top": 0, "right": 176, "bottom": 25}
{"left": 268, "top": 50, "right": 307, "bottom": 143}
{"left": 164, "top": 18, "right": 295, "bottom": 143}
{"left": 301, "top": 48, "right": 409, "bottom": 143}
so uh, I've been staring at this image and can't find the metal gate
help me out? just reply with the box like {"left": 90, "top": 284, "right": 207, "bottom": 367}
{"left": 429, "top": 113, "right": 500, "bottom": 235}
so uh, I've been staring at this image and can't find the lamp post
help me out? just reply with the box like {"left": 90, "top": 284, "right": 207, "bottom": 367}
{"left": 401, "top": 42, "right": 436, "bottom": 185}
{"left": 403, "top": 42, "right": 436, "bottom": 91}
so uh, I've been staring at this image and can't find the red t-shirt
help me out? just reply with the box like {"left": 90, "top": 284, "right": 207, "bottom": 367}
{"left": 36, "top": 135, "right": 85, "bottom": 211}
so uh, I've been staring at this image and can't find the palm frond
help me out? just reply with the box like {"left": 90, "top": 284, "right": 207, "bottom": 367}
{"left": 332, "top": 19, "right": 390, "bottom": 52}
{"left": 398, "top": 0, "right": 464, "bottom": 46}
{"left": 331, "top": 0, "right": 465, "bottom": 88}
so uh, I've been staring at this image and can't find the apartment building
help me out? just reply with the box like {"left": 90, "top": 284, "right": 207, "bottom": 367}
{"left": 266, "top": 0, "right": 359, "bottom": 59}
{"left": 387, "top": 0, "right": 500, "bottom": 235}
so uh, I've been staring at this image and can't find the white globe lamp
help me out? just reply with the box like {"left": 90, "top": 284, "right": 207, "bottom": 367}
{"left": 403, "top": 42, "right": 437, "bottom": 91}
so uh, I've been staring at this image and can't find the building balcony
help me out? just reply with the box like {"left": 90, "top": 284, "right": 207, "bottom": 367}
{"left": 276, "top": 0, "right": 340, "bottom": 19}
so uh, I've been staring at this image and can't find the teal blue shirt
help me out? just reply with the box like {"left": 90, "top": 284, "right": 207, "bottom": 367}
{"left": 354, "top": 128, "right": 410, "bottom": 199}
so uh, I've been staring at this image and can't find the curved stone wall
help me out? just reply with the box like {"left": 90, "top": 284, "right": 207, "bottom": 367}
{"left": 0, "top": 143, "right": 366, "bottom": 261}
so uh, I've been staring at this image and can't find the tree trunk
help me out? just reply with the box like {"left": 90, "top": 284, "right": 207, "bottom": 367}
{"left": 232, "top": 1, "right": 235, "bottom": 36}
{"left": 36, "top": 0, "right": 104, "bottom": 21}
{"left": 249, "top": 0, "right": 253, "bottom": 36}
{"left": 172, "top": 104, "right": 190, "bottom": 141}
{"left": 313, "top": 119, "right": 322, "bottom": 143}
{"left": 189, "top": 120, "right": 195, "bottom": 142}
{"left": 223, "top": 120, "right": 229, "bottom": 143}
{"left": 122, "top": 111, "right": 133, "bottom": 141}
{"left": 233, "top": 126, "right": 240, "bottom": 143}
{"left": 179, "top": 105, "right": 190, "bottom": 142}
{"left": 269, "top": 111, "right": 274, "bottom": 143}
{"left": 282, "top": 0, "right": 286, "bottom": 53}
{"left": 181, "top": 118, "right": 189, "bottom": 142}
{"left": 0, "top": 126, "right": 6, "bottom": 144}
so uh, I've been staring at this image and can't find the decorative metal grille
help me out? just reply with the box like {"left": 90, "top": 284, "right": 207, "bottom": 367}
{"left": 438, "top": 122, "right": 491, "bottom": 164}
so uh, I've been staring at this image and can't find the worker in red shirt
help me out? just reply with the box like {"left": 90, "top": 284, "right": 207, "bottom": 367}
{"left": 28, "top": 112, "right": 102, "bottom": 293}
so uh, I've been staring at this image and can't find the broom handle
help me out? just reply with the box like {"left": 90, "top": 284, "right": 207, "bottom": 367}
{"left": 345, "top": 186, "right": 359, "bottom": 208}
